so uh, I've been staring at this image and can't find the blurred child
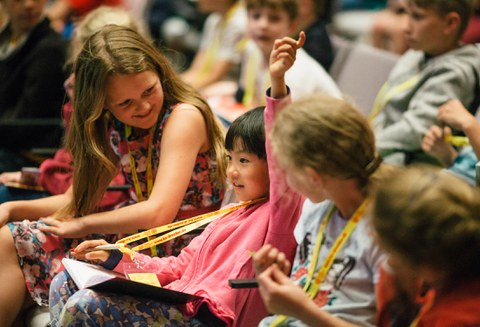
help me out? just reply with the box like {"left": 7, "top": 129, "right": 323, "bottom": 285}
{"left": 371, "top": 0, "right": 409, "bottom": 54}
{"left": 373, "top": 166, "right": 480, "bottom": 326}
{"left": 180, "top": 0, "right": 247, "bottom": 91}
{"left": 422, "top": 99, "right": 480, "bottom": 184}
{"left": 0, "top": 0, "right": 67, "bottom": 172}
{"left": 295, "top": 0, "right": 334, "bottom": 71}
{"left": 48, "top": 96, "right": 304, "bottom": 326}
{"left": 372, "top": 0, "right": 480, "bottom": 165}
{"left": 0, "top": 25, "right": 226, "bottom": 326}
{"left": 253, "top": 33, "right": 392, "bottom": 326}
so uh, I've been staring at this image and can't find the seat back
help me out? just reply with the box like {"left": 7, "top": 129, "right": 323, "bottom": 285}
{"left": 334, "top": 43, "right": 399, "bottom": 116}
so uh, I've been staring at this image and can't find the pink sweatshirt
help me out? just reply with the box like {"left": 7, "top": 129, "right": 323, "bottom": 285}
{"left": 113, "top": 94, "right": 303, "bottom": 327}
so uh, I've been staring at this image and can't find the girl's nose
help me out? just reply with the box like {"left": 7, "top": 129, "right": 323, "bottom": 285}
{"left": 227, "top": 164, "right": 238, "bottom": 178}
{"left": 138, "top": 100, "right": 151, "bottom": 111}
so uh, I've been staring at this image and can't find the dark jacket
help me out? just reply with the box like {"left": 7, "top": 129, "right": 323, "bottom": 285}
{"left": 0, "top": 17, "right": 67, "bottom": 150}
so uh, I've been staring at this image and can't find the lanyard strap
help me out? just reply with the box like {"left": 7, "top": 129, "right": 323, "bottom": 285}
{"left": 369, "top": 75, "right": 421, "bottom": 122}
{"left": 242, "top": 49, "right": 269, "bottom": 107}
{"left": 125, "top": 125, "right": 154, "bottom": 202}
{"left": 116, "top": 197, "right": 267, "bottom": 253}
{"left": 242, "top": 49, "right": 259, "bottom": 107}
{"left": 270, "top": 200, "right": 368, "bottom": 327}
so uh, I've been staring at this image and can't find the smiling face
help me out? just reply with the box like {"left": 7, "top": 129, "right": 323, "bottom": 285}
{"left": 247, "top": 6, "right": 296, "bottom": 58}
{"left": 227, "top": 139, "right": 269, "bottom": 202}
{"left": 104, "top": 71, "right": 164, "bottom": 129}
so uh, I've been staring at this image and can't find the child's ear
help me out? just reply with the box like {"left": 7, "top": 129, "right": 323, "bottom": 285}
{"left": 443, "top": 12, "right": 461, "bottom": 37}
{"left": 304, "top": 166, "right": 323, "bottom": 185}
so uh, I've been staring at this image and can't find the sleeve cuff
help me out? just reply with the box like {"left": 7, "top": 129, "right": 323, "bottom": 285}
{"left": 100, "top": 250, "right": 123, "bottom": 270}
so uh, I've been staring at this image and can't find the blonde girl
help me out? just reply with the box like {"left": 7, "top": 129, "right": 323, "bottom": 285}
{"left": 0, "top": 25, "right": 226, "bottom": 326}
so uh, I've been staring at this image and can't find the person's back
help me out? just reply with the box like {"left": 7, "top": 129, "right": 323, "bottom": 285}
{"left": 0, "top": 0, "right": 67, "bottom": 173}
{"left": 372, "top": 0, "right": 480, "bottom": 165}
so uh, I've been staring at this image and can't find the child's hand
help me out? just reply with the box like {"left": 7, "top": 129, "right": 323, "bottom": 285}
{"left": 257, "top": 264, "right": 308, "bottom": 317}
{"left": 253, "top": 244, "right": 291, "bottom": 276}
{"left": 0, "top": 171, "right": 21, "bottom": 185}
{"left": 438, "top": 99, "right": 477, "bottom": 131}
{"left": 70, "top": 239, "right": 110, "bottom": 263}
{"left": 421, "top": 125, "right": 457, "bottom": 166}
{"left": 269, "top": 31, "right": 306, "bottom": 80}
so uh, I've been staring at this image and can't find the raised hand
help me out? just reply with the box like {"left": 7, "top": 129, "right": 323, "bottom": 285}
{"left": 269, "top": 31, "right": 306, "bottom": 98}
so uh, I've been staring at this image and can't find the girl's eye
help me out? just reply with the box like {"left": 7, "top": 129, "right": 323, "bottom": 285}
{"left": 226, "top": 154, "right": 232, "bottom": 161}
{"left": 144, "top": 85, "right": 155, "bottom": 96}
{"left": 118, "top": 99, "right": 132, "bottom": 107}
{"left": 240, "top": 158, "right": 249, "bottom": 164}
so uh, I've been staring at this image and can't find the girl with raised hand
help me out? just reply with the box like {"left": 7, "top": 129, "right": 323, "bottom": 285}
{"left": 0, "top": 25, "right": 226, "bottom": 326}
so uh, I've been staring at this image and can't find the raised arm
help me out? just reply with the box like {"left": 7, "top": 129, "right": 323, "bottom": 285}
{"left": 256, "top": 32, "right": 306, "bottom": 274}
{"left": 269, "top": 32, "right": 306, "bottom": 99}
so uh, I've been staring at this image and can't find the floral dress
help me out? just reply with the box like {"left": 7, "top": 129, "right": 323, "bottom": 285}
{"left": 7, "top": 104, "right": 224, "bottom": 307}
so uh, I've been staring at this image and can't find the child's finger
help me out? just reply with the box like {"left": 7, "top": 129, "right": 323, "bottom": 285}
{"left": 296, "top": 31, "right": 306, "bottom": 48}
{"left": 73, "top": 239, "right": 108, "bottom": 253}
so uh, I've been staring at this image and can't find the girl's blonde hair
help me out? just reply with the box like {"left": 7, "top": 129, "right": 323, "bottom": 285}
{"left": 60, "top": 25, "right": 226, "bottom": 217}
{"left": 270, "top": 94, "right": 386, "bottom": 196}
{"left": 372, "top": 166, "right": 480, "bottom": 283}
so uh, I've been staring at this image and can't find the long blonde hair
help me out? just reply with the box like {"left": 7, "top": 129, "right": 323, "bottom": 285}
{"left": 60, "top": 25, "right": 226, "bottom": 217}
{"left": 271, "top": 94, "right": 387, "bottom": 196}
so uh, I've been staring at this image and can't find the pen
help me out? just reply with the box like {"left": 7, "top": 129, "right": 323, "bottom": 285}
{"left": 71, "top": 244, "right": 123, "bottom": 253}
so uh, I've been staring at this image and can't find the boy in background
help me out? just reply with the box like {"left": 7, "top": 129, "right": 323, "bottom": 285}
{"left": 206, "top": 0, "right": 340, "bottom": 124}
{"left": 372, "top": 0, "right": 480, "bottom": 165}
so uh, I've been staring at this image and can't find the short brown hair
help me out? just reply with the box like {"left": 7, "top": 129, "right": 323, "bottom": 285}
{"left": 408, "top": 0, "right": 475, "bottom": 38}
{"left": 246, "top": 0, "right": 299, "bottom": 21}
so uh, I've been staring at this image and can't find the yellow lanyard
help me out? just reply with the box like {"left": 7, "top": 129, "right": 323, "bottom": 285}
{"left": 409, "top": 289, "right": 435, "bottom": 327}
{"left": 270, "top": 200, "right": 368, "bottom": 327}
{"left": 198, "top": 2, "right": 242, "bottom": 80}
{"left": 242, "top": 48, "right": 269, "bottom": 107}
{"left": 115, "top": 197, "right": 267, "bottom": 258}
{"left": 445, "top": 135, "right": 469, "bottom": 147}
{"left": 125, "top": 125, "right": 154, "bottom": 202}
{"left": 369, "top": 75, "right": 421, "bottom": 122}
